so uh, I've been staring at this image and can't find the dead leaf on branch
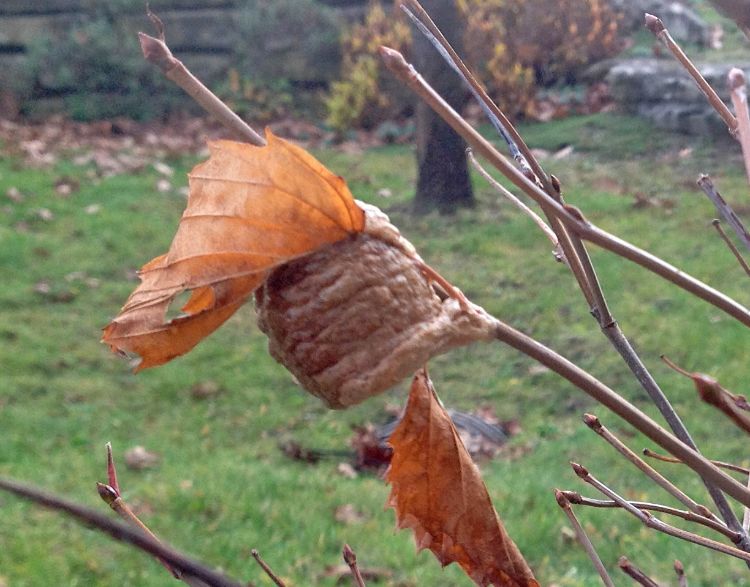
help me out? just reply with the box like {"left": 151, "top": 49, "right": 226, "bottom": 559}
{"left": 102, "top": 130, "right": 365, "bottom": 370}
{"left": 386, "top": 369, "right": 539, "bottom": 587}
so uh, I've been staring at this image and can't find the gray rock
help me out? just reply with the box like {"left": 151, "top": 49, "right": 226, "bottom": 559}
{"left": 610, "top": 0, "right": 710, "bottom": 46}
{"left": 606, "top": 57, "right": 748, "bottom": 136}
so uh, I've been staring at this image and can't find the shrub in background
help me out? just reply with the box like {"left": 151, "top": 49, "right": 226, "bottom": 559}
{"left": 326, "top": 1, "right": 413, "bottom": 131}
{"left": 229, "top": 0, "right": 342, "bottom": 121}
{"left": 27, "top": 5, "right": 183, "bottom": 121}
{"left": 327, "top": 0, "right": 623, "bottom": 132}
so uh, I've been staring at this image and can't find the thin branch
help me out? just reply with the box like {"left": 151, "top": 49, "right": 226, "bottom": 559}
{"left": 0, "top": 476, "right": 244, "bottom": 587}
{"left": 674, "top": 559, "right": 688, "bottom": 587}
{"left": 378, "top": 45, "right": 750, "bottom": 329}
{"left": 343, "top": 544, "right": 367, "bottom": 587}
{"left": 251, "top": 549, "right": 286, "bottom": 587}
{"left": 554, "top": 490, "right": 615, "bottom": 587}
{"left": 643, "top": 448, "right": 750, "bottom": 475}
{"left": 645, "top": 13, "right": 738, "bottom": 137}
{"left": 729, "top": 68, "right": 750, "bottom": 186}
{"left": 712, "top": 220, "right": 750, "bottom": 277}
{"left": 582, "top": 414, "right": 720, "bottom": 523}
{"left": 618, "top": 556, "right": 660, "bottom": 587}
{"left": 698, "top": 175, "right": 750, "bottom": 253}
{"left": 467, "top": 150, "right": 559, "bottom": 249}
{"left": 561, "top": 491, "right": 740, "bottom": 542}
{"left": 138, "top": 12, "right": 264, "bottom": 146}
{"left": 572, "top": 463, "right": 750, "bottom": 563}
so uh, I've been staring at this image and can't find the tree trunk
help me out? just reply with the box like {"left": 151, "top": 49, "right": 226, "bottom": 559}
{"left": 412, "top": 0, "right": 473, "bottom": 214}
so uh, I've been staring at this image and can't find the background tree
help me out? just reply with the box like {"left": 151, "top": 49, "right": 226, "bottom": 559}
{"left": 412, "top": 0, "right": 474, "bottom": 213}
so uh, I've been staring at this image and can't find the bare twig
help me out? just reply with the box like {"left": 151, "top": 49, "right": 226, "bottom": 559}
{"left": 643, "top": 448, "right": 750, "bottom": 475}
{"left": 554, "top": 490, "right": 615, "bottom": 587}
{"left": 729, "top": 68, "right": 750, "bottom": 185}
{"left": 674, "top": 559, "right": 688, "bottom": 587}
{"left": 645, "top": 13, "right": 738, "bottom": 136}
{"left": 712, "top": 220, "right": 750, "bottom": 277}
{"left": 138, "top": 12, "right": 264, "bottom": 146}
{"left": 467, "top": 150, "right": 559, "bottom": 249}
{"left": 582, "top": 414, "right": 720, "bottom": 523}
{"left": 662, "top": 355, "right": 750, "bottom": 434}
{"left": 618, "top": 556, "right": 661, "bottom": 587}
{"left": 698, "top": 175, "right": 750, "bottom": 252}
{"left": 97, "top": 445, "right": 209, "bottom": 586}
{"left": 561, "top": 491, "right": 740, "bottom": 542}
{"left": 251, "top": 549, "right": 286, "bottom": 587}
{"left": 343, "top": 544, "right": 367, "bottom": 587}
{"left": 378, "top": 46, "right": 750, "bottom": 329}
{"left": 0, "top": 476, "right": 243, "bottom": 587}
{"left": 571, "top": 463, "right": 750, "bottom": 562}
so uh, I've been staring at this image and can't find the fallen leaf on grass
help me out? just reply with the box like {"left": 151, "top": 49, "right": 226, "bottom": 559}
{"left": 54, "top": 176, "right": 80, "bottom": 196}
{"left": 386, "top": 369, "right": 539, "bottom": 587}
{"left": 124, "top": 446, "right": 160, "bottom": 470}
{"left": 334, "top": 503, "right": 366, "bottom": 525}
{"left": 6, "top": 187, "right": 22, "bottom": 202}
{"left": 337, "top": 462, "right": 358, "bottom": 479}
{"left": 350, "top": 424, "right": 393, "bottom": 471}
{"left": 190, "top": 380, "right": 222, "bottom": 400}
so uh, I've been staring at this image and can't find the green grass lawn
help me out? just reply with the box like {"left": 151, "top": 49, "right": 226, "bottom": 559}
{"left": 2, "top": 113, "right": 750, "bottom": 586}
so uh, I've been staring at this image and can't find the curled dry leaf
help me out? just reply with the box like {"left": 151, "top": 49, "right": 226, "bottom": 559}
{"left": 386, "top": 370, "right": 539, "bottom": 587}
{"left": 104, "top": 130, "right": 496, "bottom": 407}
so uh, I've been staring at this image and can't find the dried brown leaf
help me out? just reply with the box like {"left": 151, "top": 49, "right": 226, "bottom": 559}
{"left": 102, "top": 130, "right": 365, "bottom": 370}
{"left": 386, "top": 369, "right": 539, "bottom": 587}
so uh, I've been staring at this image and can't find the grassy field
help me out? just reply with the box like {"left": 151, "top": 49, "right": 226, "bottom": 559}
{"left": 2, "top": 112, "right": 750, "bottom": 586}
